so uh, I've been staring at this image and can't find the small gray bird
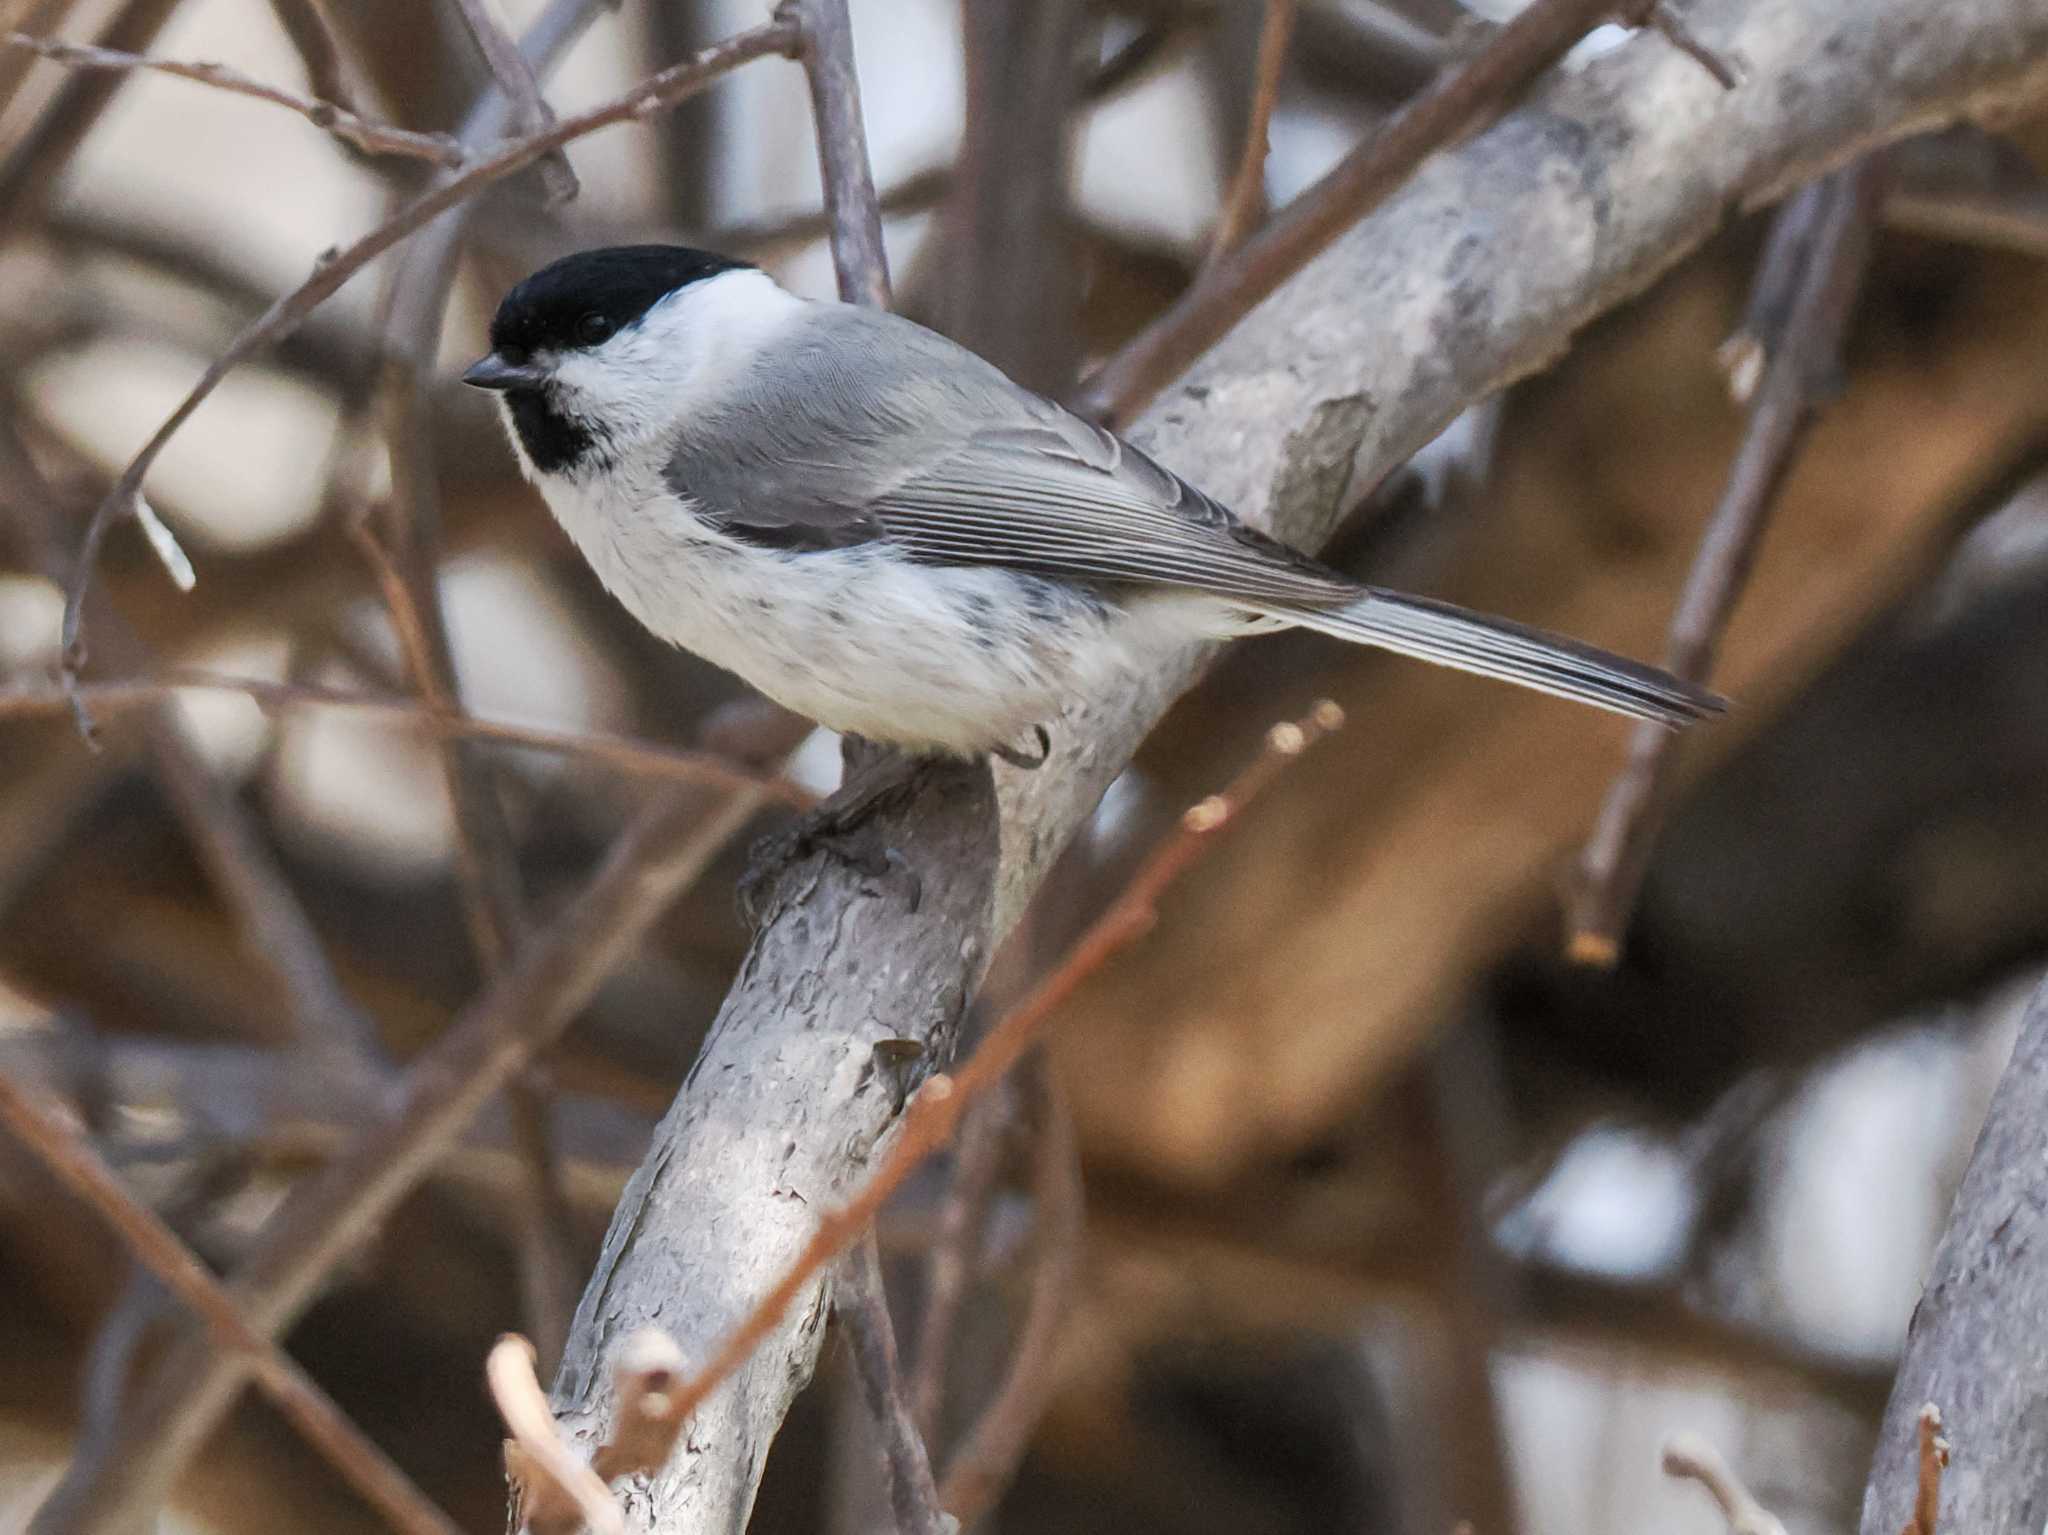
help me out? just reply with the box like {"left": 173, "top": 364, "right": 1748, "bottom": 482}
{"left": 464, "top": 246, "right": 1717, "bottom": 782}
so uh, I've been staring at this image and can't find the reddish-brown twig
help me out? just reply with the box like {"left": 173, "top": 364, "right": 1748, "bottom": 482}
{"left": 1661, "top": 1433, "right": 1789, "bottom": 1535}
{"left": 937, "top": 1059, "right": 1083, "bottom": 1525}
{"left": 1206, "top": 0, "right": 1298, "bottom": 263}
{"left": 491, "top": 1335, "right": 623, "bottom": 1535}
{"left": 30, "top": 782, "right": 770, "bottom": 1535}
{"left": 1565, "top": 157, "right": 1885, "bottom": 964}
{"left": 1074, "top": 0, "right": 1650, "bottom": 426}
{"left": 1902, "top": 1403, "right": 1949, "bottom": 1535}
{"left": 0, "top": 1071, "right": 465, "bottom": 1535}
{"left": 779, "top": 0, "right": 890, "bottom": 309}
{"left": 57, "top": 16, "right": 801, "bottom": 715}
{"left": 837, "top": 1231, "right": 951, "bottom": 1535}
{"left": 639, "top": 701, "right": 1343, "bottom": 1445}
{"left": 492, "top": 1328, "right": 693, "bottom": 1535}
{"left": 3, "top": 32, "right": 465, "bottom": 163}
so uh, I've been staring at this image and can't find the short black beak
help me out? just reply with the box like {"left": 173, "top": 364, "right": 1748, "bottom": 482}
{"left": 461, "top": 353, "right": 549, "bottom": 391}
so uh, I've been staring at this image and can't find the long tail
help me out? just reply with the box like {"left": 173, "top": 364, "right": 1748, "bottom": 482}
{"left": 1262, "top": 588, "right": 1724, "bottom": 727}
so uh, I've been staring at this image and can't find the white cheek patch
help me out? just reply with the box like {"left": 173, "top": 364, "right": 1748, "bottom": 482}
{"left": 547, "top": 270, "right": 807, "bottom": 443}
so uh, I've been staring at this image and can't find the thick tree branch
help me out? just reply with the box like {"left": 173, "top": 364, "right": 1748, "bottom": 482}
{"left": 545, "top": 2, "right": 2048, "bottom": 1531}
{"left": 1857, "top": 976, "right": 2048, "bottom": 1535}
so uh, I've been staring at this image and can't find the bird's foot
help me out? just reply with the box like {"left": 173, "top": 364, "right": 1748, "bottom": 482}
{"left": 991, "top": 724, "right": 1052, "bottom": 771}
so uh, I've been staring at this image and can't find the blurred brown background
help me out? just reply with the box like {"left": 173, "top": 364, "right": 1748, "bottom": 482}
{"left": 2, "top": 2, "right": 2046, "bottom": 1532}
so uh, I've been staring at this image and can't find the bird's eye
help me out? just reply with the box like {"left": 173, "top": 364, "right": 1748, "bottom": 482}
{"left": 576, "top": 313, "right": 614, "bottom": 346}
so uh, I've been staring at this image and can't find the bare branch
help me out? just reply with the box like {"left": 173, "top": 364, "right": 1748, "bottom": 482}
{"left": 779, "top": 0, "right": 889, "bottom": 308}
{"left": 907, "top": 1087, "right": 1011, "bottom": 1440}
{"left": 264, "top": 0, "right": 358, "bottom": 116}
{"left": 2, "top": 32, "right": 465, "bottom": 163}
{"left": 1074, "top": 0, "right": 1652, "bottom": 427}
{"left": 1206, "top": 0, "right": 1298, "bottom": 262}
{"left": 1661, "top": 1433, "right": 1790, "bottom": 1535}
{"left": 450, "top": 0, "right": 577, "bottom": 201}
{"left": 0, "top": 672, "right": 814, "bottom": 803}
{"left": 589, "top": 1330, "right": 691, "bottom": 1484}
{"left": 494, "top": 1334, "right": 625, "bottom": 1535}
{"left": 1565, "top": 156, "right": 1885, "bottom": 963}
{"left": 1645, "top": 1, "right": 1740, "bottom": 90}
{"left": 26, "top": 783, "right": 770, "bottom": 1535}
{"left": 837, "top": 1232, "right": 952, "bottom": 1535}
{"left": 56, "top": 15, "right": 801, "bottom": 714}
{"left": 0, "top": 1072, "right": 466, "bottom": 1535}
{"left": 614, "top": 704, "right": 1342, "bottom": 1458}
{"left": 0, "top": 0, "right": 182, "bottom": 225}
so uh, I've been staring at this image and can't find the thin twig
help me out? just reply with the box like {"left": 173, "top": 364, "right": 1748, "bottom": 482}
{"left": 264, "top": 0, "right": 358, "bottom": 116}
{"left": 491, "top": 1335, "right": 624, "bottom": 1535}
{"left": 838, "top": 1231, "right": 952, "bottom": 1535}
{"left": 0, "top": 415, "right": 380, "bottom": 1062}
{"left": 0, "top": 673, "right": 814, "bottom": 804}
{"left": 907, "top": 1087, "right": 1012, "bottom": 1440}
{"left": 2, "top": 32, "right": 465, "bottom": 163}
{"left": 637, "top": 702, "right": 1344, "bottom": 1444}
{"left": 1565, "top": 158, "right": 1886, "bottom": 964}
{"left": 0, "top": 1072, "right": 466, "bottom": 1535}
{"left": 450, "top": 0, "right": 576, "bottom": 201}
{"left": 0, "top": 0, "right": 182, "bottom": 225}
{"left": 1902, "top": 1403, "right": 1949, "bottom": 1535}
{"left": 1206, "top": 0, "right": 1297, "bottom": 262}
{"left": 589, "top": 1329, "right": 691, "bottom": 1482}
{"left": 779, "top": 0, "right": 890, "bottom": 308}
{"left": 936, "top": 1059, "right": 1083, "bottom": 1526}
{"left": 1660, "top": 1432, "right": 1789, "bottom": 1535}
{"left": 57, "top": 15, "right": 801, "bottom": 711}
{"left": 27, "top": 784, "right": 771, "bottom": 1535}
{"left": 1074, "top": 0, "right": 1656, "bottom": 426}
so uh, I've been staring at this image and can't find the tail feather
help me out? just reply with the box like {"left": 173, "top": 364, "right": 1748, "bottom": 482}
{"left": 1265, "top": 588, "right": 1724, "bottom": 727}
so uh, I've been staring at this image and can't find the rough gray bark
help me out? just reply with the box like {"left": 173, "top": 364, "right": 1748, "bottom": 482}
{"left": 549, "top": 0, "right": 2048, "bottom": 1530}
{"left": 1857, "top": 976, "right": 2048, "bottom": 1535}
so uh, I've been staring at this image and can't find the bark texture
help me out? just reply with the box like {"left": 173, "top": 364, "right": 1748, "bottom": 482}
{"left": 549, "top": 0, "right": 2048, "bottom": 1529}
{"left": 1857, "top": 976, "right": 2048, "bottom": 1535}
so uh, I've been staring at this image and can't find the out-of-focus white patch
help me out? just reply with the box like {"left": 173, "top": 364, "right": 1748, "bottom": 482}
{"left": 269, "top": 697, "right": 457, "bottom": 880}
{"left": 30, "top": 341, "right": 335, "bottom": 553}
{"left": 1761, "top": 1015, "right": 2014, "bottom": 1360}
{"left": 1075, "top": 39, "right": 1221, "bottom": 251}
{"left": 168, "top": 631, "right": 290, "bottom": 785}
{"left": 1499, "top": 1124, "right": 1695, "bottom": 1277}
{"left": 784, "top": 727, "right": 846, "bottom": 796}
{"left": 441, "top": 550, "right": 623, "bottom": 735}
{"left": 0, "top": 574, "right": 64, "bottom": 671}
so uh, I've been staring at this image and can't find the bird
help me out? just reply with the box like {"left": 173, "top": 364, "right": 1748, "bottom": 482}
{"left": 462, "top": 245, "right": 1719, "bottom": 858}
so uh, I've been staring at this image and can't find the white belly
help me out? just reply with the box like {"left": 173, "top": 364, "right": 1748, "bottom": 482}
{"left": 537, "top": 473, "right": 1165, "bottom": 756}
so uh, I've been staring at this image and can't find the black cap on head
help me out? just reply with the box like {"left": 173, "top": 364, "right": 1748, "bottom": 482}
{"left": 487, "top": 245, "right": 753, "bottom": 361}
